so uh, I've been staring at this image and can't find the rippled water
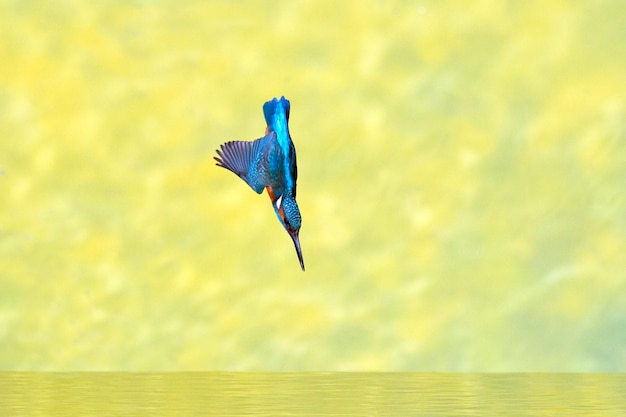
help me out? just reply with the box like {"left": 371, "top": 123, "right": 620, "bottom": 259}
{"left": 1, "top": 1, "right": 625, "bottom": 371}
{"left": 2, "top": 373, "right": 625, "bottom": 416}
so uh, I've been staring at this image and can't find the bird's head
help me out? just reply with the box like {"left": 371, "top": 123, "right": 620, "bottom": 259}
{"left": 273, "top": 194, "right": 304, "bottom": 271}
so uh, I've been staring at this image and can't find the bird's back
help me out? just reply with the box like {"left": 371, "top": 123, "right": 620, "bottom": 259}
{"left": 263, "top": 97, "right": 297, "bottom": 198}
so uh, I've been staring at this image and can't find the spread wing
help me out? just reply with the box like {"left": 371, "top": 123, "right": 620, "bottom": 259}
{"left": 214, "top": 133, "right": 274, "bottom": 194}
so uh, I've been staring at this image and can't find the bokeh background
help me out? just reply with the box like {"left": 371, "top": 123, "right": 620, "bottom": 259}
{"left": 1, "top": 0, "right": 625, "bottom": 371}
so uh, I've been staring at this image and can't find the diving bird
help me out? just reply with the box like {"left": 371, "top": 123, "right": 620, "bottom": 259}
{"left": 214, "top": 96, "right": 305, "bottom": 271}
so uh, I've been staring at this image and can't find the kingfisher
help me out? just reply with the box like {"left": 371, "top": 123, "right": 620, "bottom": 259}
{"left": 214, "top": 96, "right": 305, "bottom": 271}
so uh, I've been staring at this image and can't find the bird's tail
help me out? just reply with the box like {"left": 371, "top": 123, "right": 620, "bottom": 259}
{"left": 263, "top": 96, "right": 290, "bottom": 127}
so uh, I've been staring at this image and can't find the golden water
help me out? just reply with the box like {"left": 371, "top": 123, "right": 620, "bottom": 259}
{"left": 1, "top": 1, "right": 625, "bottom": 371}
{"left": 2, "top": 373, "right": 626, "bottom": 416}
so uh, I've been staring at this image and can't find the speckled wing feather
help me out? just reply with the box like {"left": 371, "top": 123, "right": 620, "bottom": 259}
{"left": 214, "top": 135, "right": 269, "bottom": 193}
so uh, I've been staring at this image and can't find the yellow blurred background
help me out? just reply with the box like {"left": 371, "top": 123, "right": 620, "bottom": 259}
{"left": 1, "top": 0, "right": 625, "bottom": 371}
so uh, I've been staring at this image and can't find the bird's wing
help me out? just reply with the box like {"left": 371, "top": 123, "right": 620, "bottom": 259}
{"left": 214, "top": 134, "right": 272, "bottom": 194}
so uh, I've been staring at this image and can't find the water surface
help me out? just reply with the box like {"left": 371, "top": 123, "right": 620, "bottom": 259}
{"left": 2, "top": 373, "right": 625, "bottom": 416}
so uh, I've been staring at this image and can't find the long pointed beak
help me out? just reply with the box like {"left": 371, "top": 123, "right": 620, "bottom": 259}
{"left": 289, "top": 229, "right": 305, "bottom": 271}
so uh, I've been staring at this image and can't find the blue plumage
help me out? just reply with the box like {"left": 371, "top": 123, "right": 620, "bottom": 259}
{"left": 215, "top": 96, "right": 305, "bottom": 271}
